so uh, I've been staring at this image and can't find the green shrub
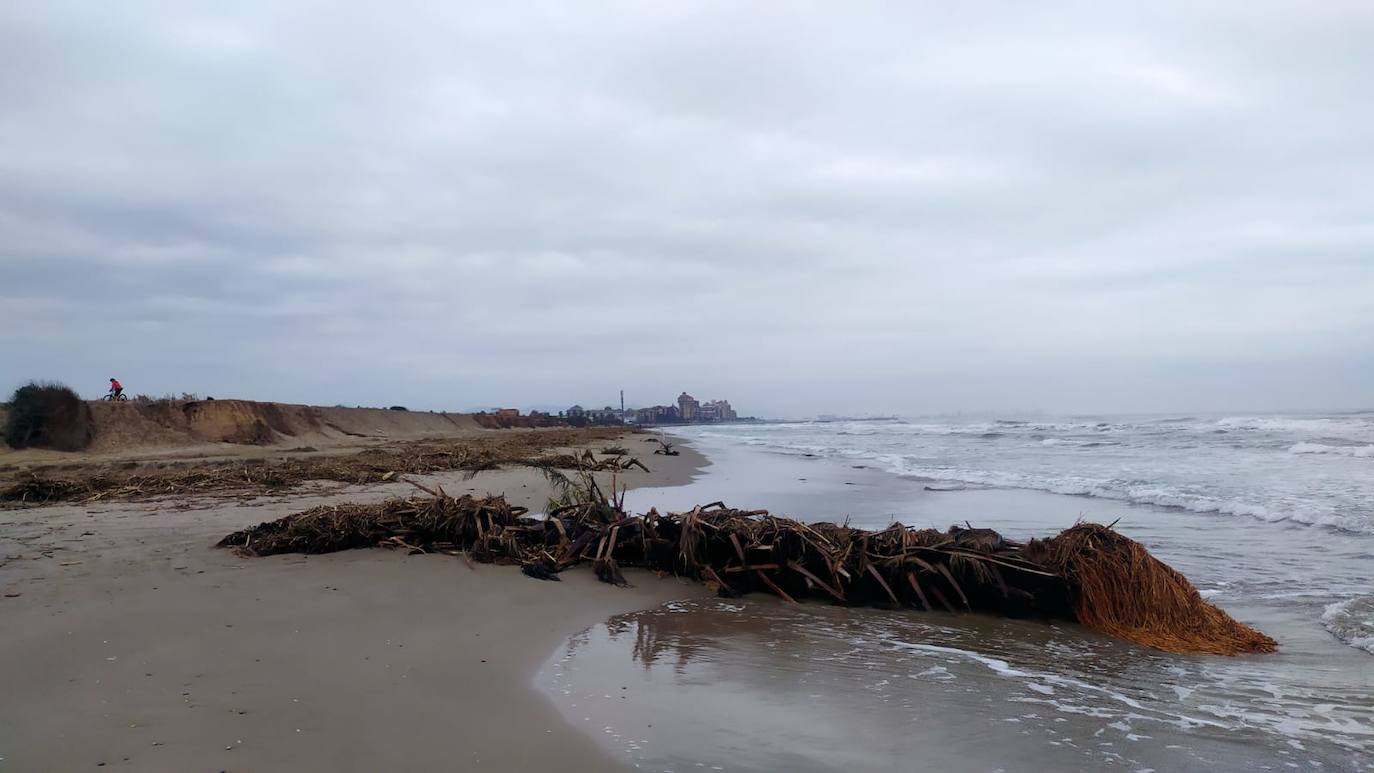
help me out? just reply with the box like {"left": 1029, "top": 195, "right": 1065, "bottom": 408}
{"left": 3, "top": 381, "right": 94, "bottom": 451}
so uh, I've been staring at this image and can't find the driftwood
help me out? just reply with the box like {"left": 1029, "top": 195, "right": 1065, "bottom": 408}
{"left": 217, "top": 483, "right": 1276, "bottom": 656}
{"left": 649, "top": 437, "right": 680, "bottom": 456}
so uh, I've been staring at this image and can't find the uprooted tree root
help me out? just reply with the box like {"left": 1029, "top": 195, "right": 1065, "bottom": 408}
{"left": 1, "top": 430, "right": 641, "bottom": 505}
{"left": 217, "top": 485, "right": 1276, "bottom": 656}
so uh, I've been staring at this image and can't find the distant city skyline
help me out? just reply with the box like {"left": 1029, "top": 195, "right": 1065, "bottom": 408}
{"left": 559, "top": 390, "right": 741, "bottom": 425}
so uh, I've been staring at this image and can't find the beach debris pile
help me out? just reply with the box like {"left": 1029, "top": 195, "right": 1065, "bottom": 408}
{"left": 217, "top": 491, "right": 534, "bottom": 558}
{"left": 0, "top": 429, "right": 635, "bottom": 505}
{"left": 217, "top": 477, "right": 1276, "bottom": 656}
{"left": 1020, "top": 524, "right": 1275, "bottom": 656}
{"left": 1, "top": 477, "right": 88, "bottom": 503}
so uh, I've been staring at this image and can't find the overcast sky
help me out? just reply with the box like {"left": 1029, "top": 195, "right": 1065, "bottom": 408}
{"left": 3, "top": 1, "right": 1371, "bottom": 417}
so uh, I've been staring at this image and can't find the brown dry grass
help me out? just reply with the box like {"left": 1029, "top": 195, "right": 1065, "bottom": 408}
{"left": 2, "top": 428, "right": 631, "bottom": 505}
{"left": 1029, "top": 524, "right": 1277, "bottom": 655}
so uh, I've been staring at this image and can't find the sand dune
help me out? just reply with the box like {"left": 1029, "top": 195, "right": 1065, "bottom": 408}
{"left": 79, "top": 400, "right": 485, "bottom": 452}
{"left": 0, "top": 399, "right": 542, "bottom": 468}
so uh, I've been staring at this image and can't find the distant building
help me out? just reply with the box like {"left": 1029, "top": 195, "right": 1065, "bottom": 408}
{"left": 631, "top": 405, "right": 680, "bottom": 424}
{"left": 561, "top": 392, "right": 736, "bottom": 426}
{"left": 677, "top": 392, "right": 700, "bottom": 421}
{"left": 587, "top": 405, "right": 621, "bottom": 424}
{"left": 495, "top": 408, "right": 520, "bottom": 418}
{"left": 703, "top": 399, "right": 737, "bottom": 422}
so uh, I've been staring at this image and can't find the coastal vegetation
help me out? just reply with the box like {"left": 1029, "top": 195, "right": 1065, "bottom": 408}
{"left": 2, "top": 381, "right": 93, "bottom": 452}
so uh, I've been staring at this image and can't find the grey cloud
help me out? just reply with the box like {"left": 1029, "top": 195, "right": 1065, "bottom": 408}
{"left": 2, "top": 0, "right": 1372, "bottom": 417}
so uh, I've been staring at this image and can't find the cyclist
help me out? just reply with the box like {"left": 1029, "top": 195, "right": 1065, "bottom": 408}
{"left": 107, "top": 377, "right": 124, "bottom": 400}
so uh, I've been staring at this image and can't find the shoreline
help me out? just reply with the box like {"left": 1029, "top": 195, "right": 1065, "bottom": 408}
{"left": 542, "top": 431, "right": 1374, "bottom": 771}
{"left": 0, "top": 433, "right": 710, "bottom": 772}
{"left": 11, "top": 423, "right": 1368, "bottom": 770}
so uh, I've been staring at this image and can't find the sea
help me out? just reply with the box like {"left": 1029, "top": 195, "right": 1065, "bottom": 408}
{"left": 539, "top": 413, "right": 1374, "bottom": 772}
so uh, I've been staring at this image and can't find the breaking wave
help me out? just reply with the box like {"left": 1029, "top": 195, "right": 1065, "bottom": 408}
{"left": 679, "top": 412, "right": 1374, "bottom": 534}
{"left": 1289, "top": 442, "right": 1374, "bottom": 458}
{"left": 1219, "top": 416, "right": 1374, "bottom": 442}
{"left": 874, "top": 460, "right": 1349, "bottom": 529}
{"left": 1323, "top": 596, "right": 1374, "bottom": 655}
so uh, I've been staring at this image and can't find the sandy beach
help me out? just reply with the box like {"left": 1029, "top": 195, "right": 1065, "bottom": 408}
{"left": 6, "top": 417, "right": 1371, "bottom": 772}
{"left": 0, "top": 432, "right": 709, "bottom": 771}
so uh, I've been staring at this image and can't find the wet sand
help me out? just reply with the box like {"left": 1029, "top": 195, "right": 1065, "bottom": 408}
{"left": 552, "top": 432, "right": 1374, "bottom": 772}
{"left": 0, "top": 436, "right": 709, "bottom": 771}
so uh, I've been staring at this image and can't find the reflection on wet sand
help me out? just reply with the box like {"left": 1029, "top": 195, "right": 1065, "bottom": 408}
{"left": 542, "top": 599, "right": 1373, "bottom": 772}
{"left": 607, "top": 601, "right": 748, "bottom": 675}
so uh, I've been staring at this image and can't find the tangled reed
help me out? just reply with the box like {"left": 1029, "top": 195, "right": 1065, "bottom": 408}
{"left": 1025, "top": 524, "right": 1277, "bottom": 656}
{"left": 218, "top": 486, "right": 1275, "bottom": 656}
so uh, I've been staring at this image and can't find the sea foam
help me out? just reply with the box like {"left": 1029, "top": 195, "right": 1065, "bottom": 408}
{"left": 1289, "top": 442, "right": 1374, "bottom": 458}
{"left": 1322, "top": 596, "right": 1374, "bottom": 655}
{"left": 675, "top": 413, "right": 1374, "bottom": 534}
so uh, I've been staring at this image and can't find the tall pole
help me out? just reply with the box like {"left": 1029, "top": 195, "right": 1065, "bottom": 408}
{"left": 620, "top": 390, "right": 625, "bottom": 418}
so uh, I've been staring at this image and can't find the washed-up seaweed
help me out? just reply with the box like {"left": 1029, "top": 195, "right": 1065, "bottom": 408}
{"left": 1, "top": 430, "right": 640, "bottom": 505}
{"left": 217, "top": 478, "right": 1277, "bottom": 656}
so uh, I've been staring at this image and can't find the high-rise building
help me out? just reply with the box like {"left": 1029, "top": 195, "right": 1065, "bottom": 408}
{"left": 677, "top": 392, "right": 700, "bottom": 421}
{"left": 703, "top": 399, "right": 736, "bottom": 421}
